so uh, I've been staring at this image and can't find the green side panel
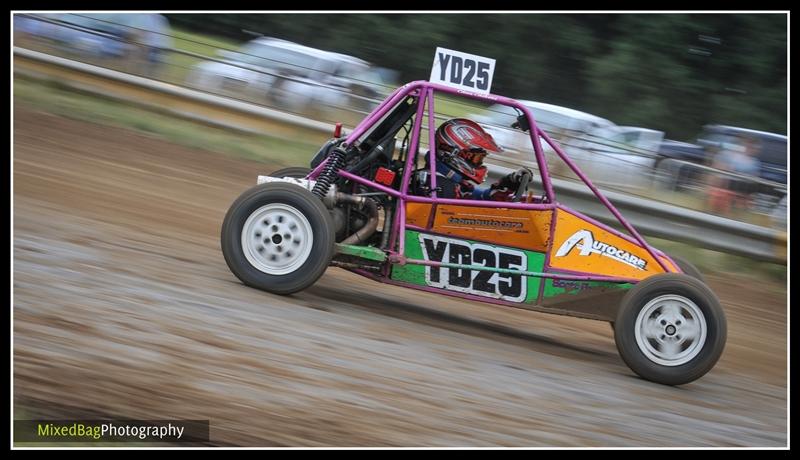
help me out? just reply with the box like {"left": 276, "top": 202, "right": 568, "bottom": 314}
{"left": 525, "top": 255, "right": 545, "bottom": 302}
{"left": 542, "top": 278, "right": 633, "bottom": 298}
{"left": 391, "top": 230, "right": 545, "bottom": 304}
{"left": 335, "top": 243, "right": 387, "bottom": 262}
{"left": 389, "top": 231, "right": 426, "bottom": 284}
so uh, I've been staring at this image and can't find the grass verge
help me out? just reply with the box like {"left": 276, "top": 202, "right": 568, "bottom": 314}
{"left": 13, "top": 74, "right": 321, "bottom": 167}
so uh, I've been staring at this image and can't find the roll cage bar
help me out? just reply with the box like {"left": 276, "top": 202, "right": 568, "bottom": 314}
{"left": 308, "top": 80, "right": 670, "bottom": 274}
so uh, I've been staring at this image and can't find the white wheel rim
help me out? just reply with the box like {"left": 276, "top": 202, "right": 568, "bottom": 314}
{"left": 634, "top": 294, "right": 707, "bottom": 366}
{"left": 241, "top": 204, "right": 313, "bottom": 275}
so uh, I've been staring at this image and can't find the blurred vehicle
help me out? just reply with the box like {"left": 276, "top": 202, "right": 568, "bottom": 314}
{"left": 14, "top": 13, "right": 172, "bottom": 76}
{"left": 697, "top": 125, "right": 787, "bottom": 185}
{"left": 14, "top": 13, "right": 67, "bottom": 41}
{"left": 651, "top": 139, "right": 707, "bottom": 192}
{"left": 587, "top": 125, "right": 664, "bottom": 159}
{"left": 187, "top": 37, "right": 391, "bottom": 118}
{"left": 656, "top": 125, "right": 787, "bottom": 182}
{"left": 655, "top": 125, "right": 787, "bottom": 208}
{"left": 701, "top": 126, "right": 787, "bottom": 215}
{"left": 474, "top": 101, "right": 611, "bottom": 152}
{"left": 474, "top": 101, "right": 661, "bottom": 188}
{"left": 655, "top": 139, "right": 707, "bottom": 165}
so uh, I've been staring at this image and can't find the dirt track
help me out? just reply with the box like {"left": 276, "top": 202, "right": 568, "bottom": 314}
{"left": 13, "top": 107, "right": 788, "bottom": 447}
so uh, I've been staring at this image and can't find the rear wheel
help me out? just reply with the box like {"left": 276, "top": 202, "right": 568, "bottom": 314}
{"left": 614, "top": 273, "right": 726, "bottom": 385}
{"left": 221, "top": 182, "right": 334, "bottom": 295}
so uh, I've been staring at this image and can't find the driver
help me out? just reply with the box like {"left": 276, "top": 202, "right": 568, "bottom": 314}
{"left": 419, "top": 118, "right": 531, "bottom": 201}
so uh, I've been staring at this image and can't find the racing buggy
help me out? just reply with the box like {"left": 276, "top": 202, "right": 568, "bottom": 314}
{"left": 221, "top": 79, "right": 727, "bottom": 386}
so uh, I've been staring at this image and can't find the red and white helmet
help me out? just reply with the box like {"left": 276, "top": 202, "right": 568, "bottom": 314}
{"left": 435, "top": 118, "right": 503, "bottom": 185}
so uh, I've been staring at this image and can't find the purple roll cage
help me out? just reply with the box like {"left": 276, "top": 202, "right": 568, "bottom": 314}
{"left": 308, "top": 80, "right": 675, "bottom": 284}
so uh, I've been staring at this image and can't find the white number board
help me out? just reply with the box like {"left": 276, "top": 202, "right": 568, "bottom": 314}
{"left": 430, "top": 47, "right": 495, "bottom": 95}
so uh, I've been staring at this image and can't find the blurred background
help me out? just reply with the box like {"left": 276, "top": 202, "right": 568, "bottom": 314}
{"left": 12, "top": 12, "right": 788, "bottom": 447}
{"left": 13, "top": 12, "right": 788, "bottom": 230}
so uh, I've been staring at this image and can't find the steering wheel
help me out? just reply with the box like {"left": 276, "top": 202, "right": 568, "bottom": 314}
{"left": 512, "top": 169, "right": 532, "bottom": 202}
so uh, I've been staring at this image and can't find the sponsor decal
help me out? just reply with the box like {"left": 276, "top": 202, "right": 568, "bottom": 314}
{"left": 551, "top": 279, "right": 595, "bottom": 291}
{"left": 543, "top": 278, "right": 632, "bottom": 299}
{"left": 555, "top": 230, "right": 647, "bottom": 271}
{"left": 419, "top": 234, "right": 527, "bottom": 302}
{"left": 446, "top": 216, "right": 523, "bottom": 229}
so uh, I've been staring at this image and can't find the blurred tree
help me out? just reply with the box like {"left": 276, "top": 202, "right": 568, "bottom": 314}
{"left": 165, "top": 13, "right": 786, "bottom": 140}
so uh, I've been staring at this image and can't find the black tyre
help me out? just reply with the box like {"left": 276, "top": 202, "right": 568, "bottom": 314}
{"left": 221, "top": 182, "right": 335, "bottom": 295}
{"left": 668, "top": 254, "right": 705, "bottom": 282}
{"left": 269, "top": 167, "right": 311, "bottom": 179}
{"left": 610, "top": 256, "right": 703, "bottom": 331}
{"left": 614, "top": 273, "right": 726, "bottom": 385}
{"left": 610, "top": 255, "right": 703, "bottom": 332}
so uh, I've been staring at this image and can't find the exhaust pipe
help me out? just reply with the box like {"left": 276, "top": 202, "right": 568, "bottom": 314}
{"left": 340, "top": 195, "right": 379, "bottom": 245}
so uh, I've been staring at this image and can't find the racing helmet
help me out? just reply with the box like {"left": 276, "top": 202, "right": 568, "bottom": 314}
{"left": 435, "top": 118, "right": 503, "bottom": 186}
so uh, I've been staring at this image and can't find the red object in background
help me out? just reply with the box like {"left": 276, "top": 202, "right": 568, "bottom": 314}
{"left": 374, "top": 167, "right": 396, "bottom": 186}
{"left": 333, "top": 123, "right": 342, "bottom": 138}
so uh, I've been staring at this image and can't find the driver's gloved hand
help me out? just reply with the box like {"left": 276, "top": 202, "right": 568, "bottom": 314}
{"left": 488, "top": 167, "right": 532, "bottom": 201}
{"left": 493, "top": 167, "right": 532, "bottom": 189}
{"left": 487, "top": 186, "right": 515, "bottom": 201}
{"left": 488, "top": 173, "right": 517, "bottom": 201}
{"left": 510, "top": 167, "right": 533, "bottom": 183}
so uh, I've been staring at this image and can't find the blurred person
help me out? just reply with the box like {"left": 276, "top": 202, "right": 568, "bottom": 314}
{"left": 415, "top": 118, "right": 531, "bottom": 201}
{"left": 707, "top": 136, "right": 762, "bottom": 214}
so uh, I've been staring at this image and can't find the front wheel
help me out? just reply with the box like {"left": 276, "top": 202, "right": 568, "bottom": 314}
{"left": 221, "top": 182, "right": 335, "bottom": 295}
{"left": 668, "top": 253, "right": 705, "bottom": 283}
{"left": 614, "top": 273, "right": 726, "bottom": 385}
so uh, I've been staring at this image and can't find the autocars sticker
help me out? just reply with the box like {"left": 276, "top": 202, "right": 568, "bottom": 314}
{"left": 555, "top": 229, "right": 648, "bottom": 270}
{"left": 550, "top": 208, "right": 671, "bottom": 280}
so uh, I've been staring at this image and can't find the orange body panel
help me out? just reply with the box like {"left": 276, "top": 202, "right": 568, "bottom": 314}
{"left": 549, "top": 209, "right": 675, "bottom": 280}
{"left": 405, "top": 202, "right": 433, "bottom": 228}
{"left": 406, "top": 203, "right": 551, "bottom": 252}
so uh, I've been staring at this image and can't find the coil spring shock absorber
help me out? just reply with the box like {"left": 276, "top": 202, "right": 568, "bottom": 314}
{"left": 312, "top": 146, "right": 347, "bottom": 199}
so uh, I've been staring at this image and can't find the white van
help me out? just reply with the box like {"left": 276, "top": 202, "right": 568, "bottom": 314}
{"left": 187, "top": 37, "right": 389, "bottom": 117}
{"left": 473, "top": 101, "right": 662, "bottom": 189}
